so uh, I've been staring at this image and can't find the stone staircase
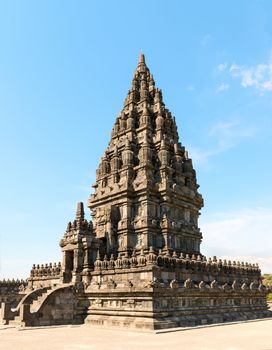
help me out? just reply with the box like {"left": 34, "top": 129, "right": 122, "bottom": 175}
{"left": 2, "top": 284, "right": 80, "bottom": 327}
{"left": 9, "top": 310, "right": 28, "bottom": 327}
{"left": 30, "top": 291, "right": 49, "bottom": 313}
{"left": 8, "top": 287, "right": 52, "bottom": 326}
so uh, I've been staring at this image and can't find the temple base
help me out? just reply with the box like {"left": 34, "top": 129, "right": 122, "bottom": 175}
{"left": 81, "top": 265, "right": 271, "bottom": 330}
{"left": 5, "top": 263, "right": 271, "bottom": 329}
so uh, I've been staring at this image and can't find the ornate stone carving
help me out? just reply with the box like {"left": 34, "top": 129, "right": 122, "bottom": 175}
{"left": 199, "top": 281, "right": 206, "bottom": 290}
{"left": 184, "top": 278, "right": 194, "bottom": 289}
{"left": 211, "top": 280, "right": 219, "bottom": 290}
{"left": 107, "top": 279, "right": 117, "bottom": 289}
{"left": 170, "top": 279, "right": 179, "bottom": 289}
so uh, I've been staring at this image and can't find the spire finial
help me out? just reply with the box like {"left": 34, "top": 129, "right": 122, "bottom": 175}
{"left": 138, "top": 51, "right": 145, "bottom": 65}
{"left": 76, "top": 202, "right": 85, "bottom": 221}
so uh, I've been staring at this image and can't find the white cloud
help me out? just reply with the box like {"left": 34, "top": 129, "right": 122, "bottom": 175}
{"left": 189, "top": 119, "right": 256, "bottom": 165}
{"left": 216, "top": 83, "right": 230, "bottom": 92}
{"left": 189, "top": 148, "right": 217, "bottom": 166}
{"left": 201, "top": 207, "right": 272, "bottom": 273}
{"left": 229, "top": 63, "right": 240, "bottom": 75}
{"left": 229, "top": 58, "right": 272, "bottom": 92}
{"left": 209, "top": 120, "right": 255, "bottom": 148}
{"left": 217, "top": 63, "right": 228, "bottom": 72}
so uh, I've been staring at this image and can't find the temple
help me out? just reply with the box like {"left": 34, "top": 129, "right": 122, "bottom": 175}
{"left": 1, "top": 54, "right": 270, "bottom": 329}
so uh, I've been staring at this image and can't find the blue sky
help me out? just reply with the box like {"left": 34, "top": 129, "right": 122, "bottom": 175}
{"left": 0, "top": 0, "right": 272, "bottom": 278}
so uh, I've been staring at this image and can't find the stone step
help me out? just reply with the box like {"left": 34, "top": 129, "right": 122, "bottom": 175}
{"left": 9, "top": 315, "right": 25, "bottom": 326}
{"left": 30, "top": 301, "right": 40, "bottom": 312}
{"left": 30, "top": 290, "right": 51, "bottom": 312}
{"left": 30, "top": 291, "right": 52, "bottom": 313}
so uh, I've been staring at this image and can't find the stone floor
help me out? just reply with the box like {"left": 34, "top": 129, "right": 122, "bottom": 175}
{"left": 1, "top": 319, "right": 272, "bottom": 350}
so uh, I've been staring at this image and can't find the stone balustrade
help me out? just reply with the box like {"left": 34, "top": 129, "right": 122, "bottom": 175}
{"left": 94, "top": 248, "right": 259, "bottom": 271}
{"left": 30, "top": 262, "right": 62, "bottom": 279}
{"left": 0, "top": 279, "right": 27, "bottom": 292}
{"left": 93, "top": 248, "right": 261, "bottom": 285}
{"left": 0, "top": 279, "right": 28, "bottom": 307}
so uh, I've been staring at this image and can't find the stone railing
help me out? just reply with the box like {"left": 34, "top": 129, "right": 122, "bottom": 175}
{"left": 93, "top": 248, "right": 261, "bottom": 284}
{"left": 0, "top": 279, "right": 27, "bottom": 293}
{"left": 30, "top": 262, "right": 62, "bottom": 279}
{"left": 0, "top": 279, "right": 28, "bottom": 308}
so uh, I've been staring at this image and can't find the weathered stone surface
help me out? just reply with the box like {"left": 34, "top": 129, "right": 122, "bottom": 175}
{"left": 0, "top": 279, "right": 27, "bottom": 306}
{"left": 1, "top": 53, "right": 271, "bottom": 329}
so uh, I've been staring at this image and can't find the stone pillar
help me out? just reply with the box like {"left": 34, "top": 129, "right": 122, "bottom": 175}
{"left": 72, "top": 249, "right": 81, "bottom": 283}
{"left": 106, "top": 220, "right": 113, "bottom": 252}
{"left": 82, "top": 248, "right": 91, "bottom": 284}
{"left": 19, "top": 304, "right": 31, "bottom": 326}
{"left": 62, "top": 251, "right": 66, "bottom": 273}
{"left": 1, "top": 302, "right": 12, "bottom": 324}
{"left": 122, "top": 203, "right": 128, "bottom": 219}
{"left": 142, "top": 200, "right": 148, "bottom": 217}
{"left": 60, "top": 250, "right": 68, "bottom": 283}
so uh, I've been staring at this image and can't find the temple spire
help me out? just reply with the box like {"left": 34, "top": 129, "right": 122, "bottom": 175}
{"left": 76, "top": 202, "right": 85, "bottom": 222}
{"left": 136, "top": 51, "right": 148, "bottom": 75}
{"left": 89, "top": 53, "right": 203, "bottom": 257}
{"left": 138, "top": 51, "right": 146, "bottom": 65}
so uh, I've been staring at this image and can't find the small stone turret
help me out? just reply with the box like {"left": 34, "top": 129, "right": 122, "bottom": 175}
{"left": 59, "top": 202, "right": 99, "bottom": 284}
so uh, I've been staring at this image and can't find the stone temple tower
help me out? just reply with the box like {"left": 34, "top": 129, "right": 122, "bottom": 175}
{"left": 89, "top": 53, "right": 203, "bottom": 258}
{"left": 2, "top": 53, "right": 269, "bottom": 330}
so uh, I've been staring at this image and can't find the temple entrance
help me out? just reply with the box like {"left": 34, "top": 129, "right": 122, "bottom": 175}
{"left": 65, "top": 250, "right": 74, "bottom": 283}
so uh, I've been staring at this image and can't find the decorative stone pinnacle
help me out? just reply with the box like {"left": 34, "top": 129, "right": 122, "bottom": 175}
{"left": 138, "top": 52, "right": 145, "bottom": 65}
{"left": 76, "top": 202, "right": 85, "bottom": 221}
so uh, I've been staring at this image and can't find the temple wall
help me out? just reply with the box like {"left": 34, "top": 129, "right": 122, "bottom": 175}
{"left": 0, "top": 280, "right": 27, "bottom": 308}
{"left": 83, "top": 266, "right": 269, "bottom": 330}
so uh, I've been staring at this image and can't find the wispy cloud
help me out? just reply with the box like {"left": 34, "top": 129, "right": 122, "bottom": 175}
{"left": 209, "top": 120, "right": 255, "bottom": 148}
{"left": 185, "top": 85, "right": 195, "bottom": 91}
{"left": 188, "top": 148, "right": 215, "bottom": 166}
{"left": 216, "top": 83, "right": 230, "bottom": 93}
{"left": 217, "top": 63, "right": 228, "bottom": 72}
{"left": 216, "top": 53, "right": 272, "bottom": 94}
{"left": 229, "top": 56, "right": 272, "bottom": 93}
{"left": 189, "top": 119, "right": 256, "bottom": 165}
{"left": 200, "top": 207, "right": 272, "bottom": 272}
